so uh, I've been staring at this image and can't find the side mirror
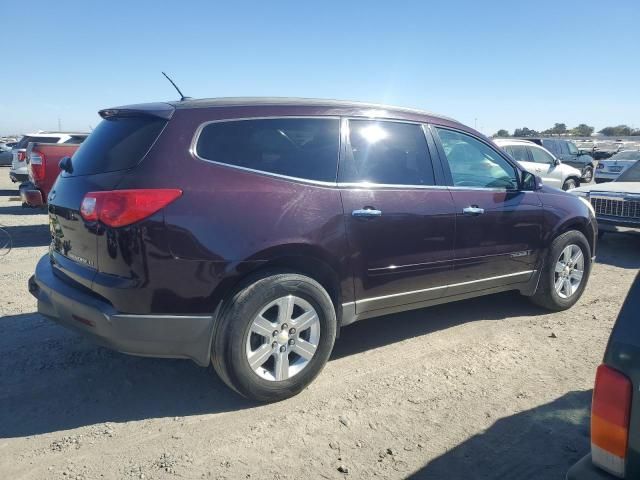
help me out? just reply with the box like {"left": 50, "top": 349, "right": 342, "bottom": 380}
{"left": 522, "top": 171, "right": 543, "bottom": 191}
{"left": 554, "top": 158, "right": 561, "bottom": 166}
{"left": 59, "top": 156, "right": 73, "bottom": 174}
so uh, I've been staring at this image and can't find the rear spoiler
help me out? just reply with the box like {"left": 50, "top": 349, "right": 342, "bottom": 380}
{"left": 99, "top": 102, "right": 175, "bottom": 120}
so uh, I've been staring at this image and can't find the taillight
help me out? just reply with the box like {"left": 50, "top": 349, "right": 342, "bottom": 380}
{"left": 17, "top": 151, "right": 26, "bottom": 162}
{"left": 591, "top": 364, "right": 632, "bottom": 478}
{"left": 80, "top": 189, "right": 182, "bottom": 227}
{"left": 28, "top": 152, "right": 46, "bottom": 184}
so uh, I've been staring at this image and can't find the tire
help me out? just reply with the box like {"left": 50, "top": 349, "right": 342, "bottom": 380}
{"left": 582, "top": 166, "right": 594, "bottom": 183}
{"left": 212, "top": 272, "right": 337, "bottom": 402}
{"left": 562, "top": 178, "right": 578, "bottom": 191}
{"left": 529, "top": 230, "right": 591, "bottom": 311}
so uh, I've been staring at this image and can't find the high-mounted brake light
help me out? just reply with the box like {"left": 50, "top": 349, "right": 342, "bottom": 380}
{"left": 591, "top": 364, "right": 632, "bottom": 478}
{"left": 80, "top": 189, "right": 182, "bottom": 227}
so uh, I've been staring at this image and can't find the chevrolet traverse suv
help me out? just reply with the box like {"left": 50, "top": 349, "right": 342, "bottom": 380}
{"left": 30, "top": 98, "right": 597, "bottom": 401}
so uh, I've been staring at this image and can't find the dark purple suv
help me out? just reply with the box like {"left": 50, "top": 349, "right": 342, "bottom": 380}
{"left": 29, "top": 98, "right": 597, "bottom": 401}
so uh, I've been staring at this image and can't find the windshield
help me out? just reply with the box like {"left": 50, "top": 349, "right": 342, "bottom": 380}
{"left": 611, "top": 150, "right": 640, "bottom": 161}
{"left": 616, "top": 161, "right": 640, "bottom": 182}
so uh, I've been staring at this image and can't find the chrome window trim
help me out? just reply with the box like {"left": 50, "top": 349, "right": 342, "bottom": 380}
{"left": 342, "top": 270, "right": 535, "bottom": 307}
{"left": 190, "top": 116, "right": 342, "bottom": 187}
{"left": 337, "top": 182, "right": 448, "bottom": 190}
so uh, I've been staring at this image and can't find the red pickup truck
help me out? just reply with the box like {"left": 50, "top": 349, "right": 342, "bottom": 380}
{"left": 20, "top": 143, "right": 81, "bottom": 207}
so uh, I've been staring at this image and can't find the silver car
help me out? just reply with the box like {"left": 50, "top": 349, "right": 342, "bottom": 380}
{"left": 595, "top": 149, "right": 640, "bottom": 183}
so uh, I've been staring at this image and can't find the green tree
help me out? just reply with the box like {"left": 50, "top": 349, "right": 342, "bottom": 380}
{"left": 513, "top": 127, "right": 539, "bottom": 137}
{"left": 571, "top": 124, "right": 594, "bottom": 137}
{"left": 599, "top": 125, "right": 633, "bottom": 137}
{"left": 493, "top": 129, "right": 510, "bottom": 138}
{"left": 543, "top": 123, "right": 568, "bottom": 135}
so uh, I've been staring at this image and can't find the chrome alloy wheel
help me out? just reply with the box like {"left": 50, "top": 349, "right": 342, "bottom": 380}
{"left": 554, "top": 244, "right": 585, "bottom": 299}
{"left": 245, "top": 295, "right": 321, "bottom": 381}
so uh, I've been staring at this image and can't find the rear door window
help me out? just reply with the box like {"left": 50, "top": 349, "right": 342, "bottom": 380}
{"left": 558, "top": 141, "right": 570, "bottom": 155}
{"left": 340, "top": 120, "right": 434, "bottom": 186}
{"left": 68, "top": 116, "right": 166, "bottom": 176}
{"left": 542, "top": 139, "right": 558, "bottom": 155}
{"left": 196, "top": 118, "right": 340, "bottom": 182}
{"left": 508, "top": 145, "right": 531, "bottom": 162}
{"left": 529, "top": 146, "right": 555, "bottom": 164}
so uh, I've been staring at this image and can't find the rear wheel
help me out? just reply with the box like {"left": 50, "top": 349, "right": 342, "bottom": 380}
{"left": 530, "top": 230, "right": 591, "bottom": 311}
{"left": 562, "top": 178, "right": 578, "bottom": 191}
{"left": 212, "top": 272, "right": 336, "bottom": 402}
{"left": 582, "top": 166, "right": 594, "bottom": 183}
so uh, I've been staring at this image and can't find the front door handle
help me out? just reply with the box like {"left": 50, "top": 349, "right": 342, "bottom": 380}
{"left": 462, "top": 206, "right": 485, "bottom": 216}
{"left": 352, "top": 208, "right": 382, "bottom": 218}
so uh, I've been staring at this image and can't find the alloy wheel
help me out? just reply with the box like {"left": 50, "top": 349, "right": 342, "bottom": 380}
{"left": 245, "top": 295, "right": 321, "bottom": 381}
{"left": 554, "top": 244, "right": 585, "bottom": 299}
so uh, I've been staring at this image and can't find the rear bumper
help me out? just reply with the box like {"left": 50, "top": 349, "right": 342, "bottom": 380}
{"left": 29, "top": 255, "right": 215, "bottom": 366}
{"left": 567, "top": 455, "right": 616, "bottom": 480}
{"left": 19, "top": 182, "right": 44, "bottom": 207}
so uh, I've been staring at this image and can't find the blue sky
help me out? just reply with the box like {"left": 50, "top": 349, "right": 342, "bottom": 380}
{"left": 2, "top": 0, "right": 638, "bottom": 136}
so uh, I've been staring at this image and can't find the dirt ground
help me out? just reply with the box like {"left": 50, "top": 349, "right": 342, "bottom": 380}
{"left": 0, "top": 167, "right": 638, "bottom": 480}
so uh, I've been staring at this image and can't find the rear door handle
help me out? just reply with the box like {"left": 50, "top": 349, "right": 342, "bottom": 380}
{"left": 462, "top": 206, "right": 485, "bottom": 216}
{"left": 352, "top": 208, "right": 382, "bottom": 218}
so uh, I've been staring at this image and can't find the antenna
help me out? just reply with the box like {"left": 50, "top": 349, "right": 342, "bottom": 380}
{"left": 162, "top": 72, "right": 190, "bottom": 101}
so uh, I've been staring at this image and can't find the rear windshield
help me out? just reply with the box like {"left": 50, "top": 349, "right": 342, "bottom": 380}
{"left": 68, "top": 116, "right": 166, "bottom": 176}
{"left": 16, "top": 136, "right": 60, "bottom": 148}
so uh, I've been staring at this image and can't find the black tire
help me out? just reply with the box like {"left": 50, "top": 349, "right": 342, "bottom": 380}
{"left": 582, "top": 166, "right": 594, "bottom": 183}
{"left": 212, "top": 271, "right": 336, "bottom": 402}
{"left": 530, "top": 230, "right": 591, "bottom": 311}
{"left": 562, "top": 178, "right": 579, "bottom": 191}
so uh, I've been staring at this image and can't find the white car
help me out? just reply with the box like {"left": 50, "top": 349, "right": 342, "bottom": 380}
{"left": 10, "top": 132, "right": 88, "bottom": 183}
{"left": 494, "top": 139, "right": 582, "bottom": 190}
{"left": 595, "top": 149, "right": 640, "bottom": 183}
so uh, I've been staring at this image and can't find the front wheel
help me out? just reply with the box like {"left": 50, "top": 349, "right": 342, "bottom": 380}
{"left": 529, "top": 230, "right": 591, "bottom": 311}
{"left": 212, "top": 272, "right": 337, "bottom": 402}
{"left": 582, "top": 166, "right": 594, "bottom": 183}
{"left": 562, "top": 178, "right": 578, "bottom": 191}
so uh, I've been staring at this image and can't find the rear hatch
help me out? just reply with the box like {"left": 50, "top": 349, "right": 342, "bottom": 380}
{"left": 48, "top": 108, "right": 171, "bottom": 287}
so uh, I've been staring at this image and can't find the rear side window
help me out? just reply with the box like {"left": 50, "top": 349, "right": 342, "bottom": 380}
{"left": 340, "top": 120, "right": 434, "bottom": 186}
{"left": 196, "top": 118, "right": 339, "bottom": 182}
{"left": 16, "top": 136, "right": 60, "bottom": 148}
{"left": 68, "top": 116, "right": 166, "bottom": 176}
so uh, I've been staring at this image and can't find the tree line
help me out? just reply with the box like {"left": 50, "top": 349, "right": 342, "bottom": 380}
{"left": 493, "top": 124, "right": 640, "bottom": 138}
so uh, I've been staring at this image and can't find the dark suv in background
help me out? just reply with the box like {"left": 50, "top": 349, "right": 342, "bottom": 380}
{"left": 567, "top": 273, "right": 640, "bottom": 480}
{"left": 30, "top": 98, "right": 597, "bottom": 401}
{"left": 525, "top": 138, "right": 597, "bottom": 183}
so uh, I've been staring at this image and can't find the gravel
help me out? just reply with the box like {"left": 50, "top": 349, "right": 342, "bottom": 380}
{"left": 0, "top": 167, "right": 638, "bottom": 480}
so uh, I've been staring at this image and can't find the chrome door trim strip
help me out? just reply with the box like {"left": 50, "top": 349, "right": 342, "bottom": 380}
{"left": 345, "top": 270, "right": 535, "bottom": 307}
